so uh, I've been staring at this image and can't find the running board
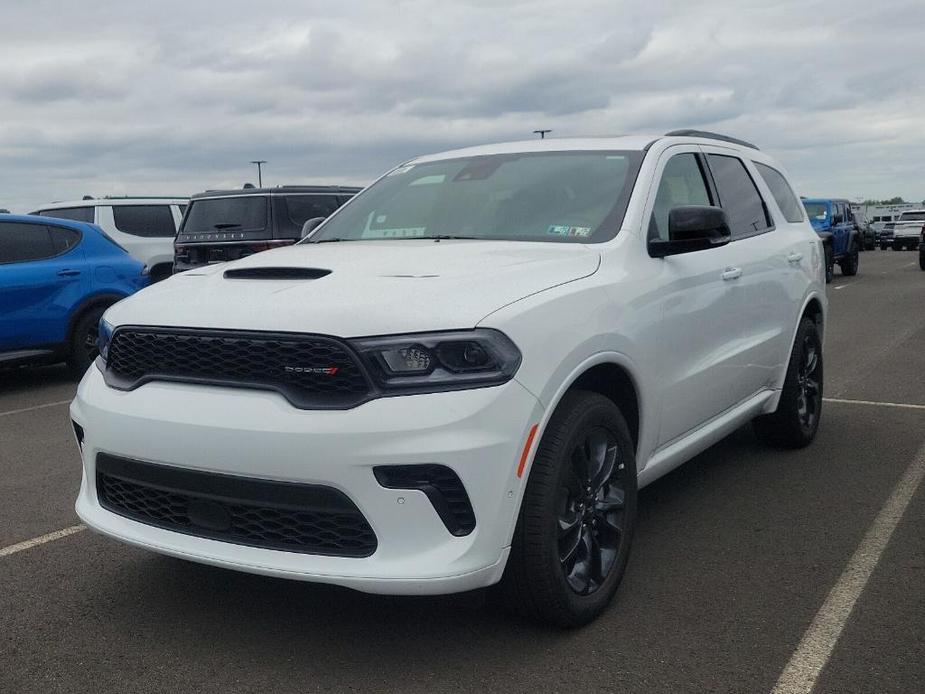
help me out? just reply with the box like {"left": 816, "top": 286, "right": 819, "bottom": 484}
{"left": 638, "top": 390, "right": 776, "bottom": 488}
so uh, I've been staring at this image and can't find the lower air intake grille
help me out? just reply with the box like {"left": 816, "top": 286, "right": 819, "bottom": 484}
{"left": 96, "top": 454, "right": 377, "bottom": 557}
{"left": 374, "top": 464, "right": 475, "bottom": 536}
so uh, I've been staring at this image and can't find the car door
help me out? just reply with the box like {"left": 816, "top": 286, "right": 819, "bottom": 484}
{"left": 0, "top": 221, "right": 86, "bottom": 353}
{"left": 647, "top": 147, "right": 746, "bottom": 447}
{"left": 699, "top": 149, "right": 793, "bottom": 402}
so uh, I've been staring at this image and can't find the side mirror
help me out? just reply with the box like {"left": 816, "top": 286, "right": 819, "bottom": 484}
{"left": 300, "top": 217, "right": 326, "bottom": 239}
{"left": 648, "top": 205, "right": 732, "bottom": 258}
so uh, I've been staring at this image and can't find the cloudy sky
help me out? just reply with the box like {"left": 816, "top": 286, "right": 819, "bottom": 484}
{"left": 1, "top": 0, "right": 923, "bottom": 212}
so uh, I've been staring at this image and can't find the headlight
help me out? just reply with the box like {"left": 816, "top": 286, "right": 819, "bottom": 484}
{"left": 350, "top": 329, "right": 521, "bottom": 392}
{"left": 97, "top": 318, "right": 115, "bottom": 364}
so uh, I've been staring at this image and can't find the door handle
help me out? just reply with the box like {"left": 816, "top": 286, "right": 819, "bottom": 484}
{"left": 57, "top": 269, "right": 81, "bottom": 277}
{"left": 721, "top": 267, "right": 742, "bottom": 281}
{"left": 787, "top": 252, "right": 804, "bottom": 264}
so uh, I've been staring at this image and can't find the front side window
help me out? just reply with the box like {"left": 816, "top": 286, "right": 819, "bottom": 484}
{"left": 0, "top": 222, "right": 56, "bottom": 263}
{"left": 649, "top": 153, "right": 712, "bottom": 241}
{"left": 35, "top": 206, "right": 94, "bottom": 223}
{"left": 754, "top": 162, "right": 803, "bottom": 223}
{"left": 707, "top": 154, "right": 771, "bottom": 238}
{"left": 112, "top": 205, "right": 177, "bottom": 238}
{"left": 308, "top": 151, "right": 643, "bottom": 244}
{"left": 182, "top": 197, "right": 269, "bottom": 233}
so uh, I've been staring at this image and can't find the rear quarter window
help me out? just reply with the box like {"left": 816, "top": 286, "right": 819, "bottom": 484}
{"left": 112, "top": 205, "right": 177, "bottom": 237}
{"left": 35, "top": 206, "right": 95, "bottom": 223}
{"left": 274, "top": 195, "right": 342, "bottom": 238}
{"left": 754, "top": 162, "right": 804, "bottom": 223}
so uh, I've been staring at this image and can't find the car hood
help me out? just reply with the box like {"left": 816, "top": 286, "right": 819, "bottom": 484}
{"left": 105, "top": 240, "right": 601, "bottom": 337}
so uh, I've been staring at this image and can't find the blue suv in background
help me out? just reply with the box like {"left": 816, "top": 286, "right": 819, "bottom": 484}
{"left": 802, "top": 198, "right": 860, "bottom": 283}
{"left": 0, "top": 215, "right": 148, "bottom": 376}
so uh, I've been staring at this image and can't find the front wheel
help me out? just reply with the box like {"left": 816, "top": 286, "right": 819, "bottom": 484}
{"left": 753, "top": 317, "right": 823, "bottom": 448}
{"left": 66, "top": 306, "right": 107, "bottom": 378}
{"left": 495, "top": 391, "right": 637, "bottom": 627}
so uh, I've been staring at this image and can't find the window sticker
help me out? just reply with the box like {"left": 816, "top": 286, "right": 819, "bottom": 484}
{"left": 363, "top": 227, "right": 427, "bottom": 238}
{"left": 547, "top": 224, "right": 592, "bottom": 237}
{"left": 409, "top": 174, "right": 446, "bottom": 186}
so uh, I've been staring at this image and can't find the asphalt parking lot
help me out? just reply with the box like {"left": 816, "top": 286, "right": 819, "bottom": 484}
{"left": 1, "top": 249, "right": 923, "bottom": 694}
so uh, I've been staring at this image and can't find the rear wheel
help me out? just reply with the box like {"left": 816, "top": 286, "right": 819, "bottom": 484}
{"left": 839, "top": 247, "right": 859, "bottom": 276}
{"left": 753, "top": 317, "right": 822, "bottom": 448}
{"left": 66, "top": 306, "right": 107, "bottom": 378}
{"left": 495, "top": 391, "right": 637, "bottom": 628}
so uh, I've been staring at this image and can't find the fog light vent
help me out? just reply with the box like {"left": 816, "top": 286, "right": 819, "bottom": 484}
{"left": 374, "top": 464, "right": 475, "bottom": 536}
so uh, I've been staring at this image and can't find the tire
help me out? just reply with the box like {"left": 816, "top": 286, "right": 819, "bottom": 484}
{"left": 839, "top": 248, "right": 859, "bottom": 276}
{"left": 66, "top": 305, "right": 107, "bottom": 378}
{"left": 753, "top": 317, "right": 823, "bottom": 448}
{"left": 880, "top": 244, "right": 888, "bottom": 251}
{"left": 893, "top": 241, "right": 902, "bottom": 251}
{"left": 823, "top": 245, "right": 834, "bottom": 284}
{"left": 919, "top": 251, "right": 925, "bottom": 271}
{"left": 494, "top": 390, "right": 638, "bottom": 628}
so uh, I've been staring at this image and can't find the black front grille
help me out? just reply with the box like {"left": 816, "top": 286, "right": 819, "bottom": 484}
{"left": 104, "top": 327, "right": 371, "bottom": 409}
{"left": 96, "top": 454, "right": 377, "bottom": 557}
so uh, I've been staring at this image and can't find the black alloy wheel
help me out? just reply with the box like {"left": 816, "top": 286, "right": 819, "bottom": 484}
{"left": 795, "top": 333, "right": 822, "bottom": 432}
{"left": 557, "top": 427, "right": 628, "bottom": 595}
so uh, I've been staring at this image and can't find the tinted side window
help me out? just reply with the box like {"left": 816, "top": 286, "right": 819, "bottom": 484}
{"left": 48, "top": 225, "right": 81, "bottom": 254}
{"left": 0, "top": 222, "right": 56, "bottom": 263}
{"left": 36, "top": 206, "right": 94, "bottom": 223}
{"left": 649, "top": 153, "right": 712, "bottom": 240}
{"left": 112, "top": 205, "right": 177, "bottom": 237}
{"left": 275, "top": 195, "right": 342, "bottom": 237}
{"left": 754, "top": 162, "right": 803, "bottom": 223}
{"left": 707, "top": 154, "right": 771, "bottom": 238}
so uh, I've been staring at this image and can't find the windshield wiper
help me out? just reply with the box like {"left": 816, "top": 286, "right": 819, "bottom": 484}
{"left": 213, "top": 223, "right": 242, "bottom": 229}
{"left": 383, "top": 235, "right": 481, "bottom": 241}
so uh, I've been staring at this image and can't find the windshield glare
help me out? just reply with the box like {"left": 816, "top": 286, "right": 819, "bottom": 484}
{"left": 803, "top": 202, "right": 828, "bottom": 220}
{"left": 307, "top": 151, "right": 642, "bottom": 244}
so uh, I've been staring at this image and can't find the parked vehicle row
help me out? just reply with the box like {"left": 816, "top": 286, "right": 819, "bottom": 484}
{"left": 32, "top": 197, "right": 187, "bottom": 283}
{"left": 887, "top": 209, "right": 925, "bottom": 251}
{"left": 0, "top": 214, "right": 147, "bottom": 374}
{"left": 802, "top": 197, "right": 860, "bottom": 282}
{"left": 70, "top": 130, "right": 828, "bottom": 627}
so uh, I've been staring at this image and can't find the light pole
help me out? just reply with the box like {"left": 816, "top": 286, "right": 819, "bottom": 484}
{"left": 533, "top": 129, "right": 552, "bottom": 139}
{"left": 250, "top": 160, "right": 267, "bottom": 187}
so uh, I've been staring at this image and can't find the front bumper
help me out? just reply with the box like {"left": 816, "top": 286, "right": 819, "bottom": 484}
{"left": 71, "top": 366, "right": 543, "bottom": 594}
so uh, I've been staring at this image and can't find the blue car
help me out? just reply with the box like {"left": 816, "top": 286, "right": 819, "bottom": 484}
{"left": 801, "top": 198, "right": 860, "bottom": 283}
{"left": 0, "top": 214, "right": 148, "bottom": 376}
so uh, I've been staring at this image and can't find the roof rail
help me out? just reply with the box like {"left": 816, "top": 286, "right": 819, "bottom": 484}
{"left": 664, "top": 129, "right": 759, "bottom": 150}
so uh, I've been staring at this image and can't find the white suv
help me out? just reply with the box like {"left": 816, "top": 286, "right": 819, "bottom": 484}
{"left": 71, "top": 132, "right": 826, "bottom": 626}
{"left": 33, "top": 197, "right": 187, "bottom": 282}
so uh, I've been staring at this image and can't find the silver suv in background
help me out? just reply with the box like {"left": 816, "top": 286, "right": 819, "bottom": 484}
{"left": 32, "top": 197, "right": 188, "bottom": 282}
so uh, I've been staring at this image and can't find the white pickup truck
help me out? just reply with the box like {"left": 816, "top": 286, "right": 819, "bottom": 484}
{"left": 888, "top": 209, "right": 925, "bottom": 250}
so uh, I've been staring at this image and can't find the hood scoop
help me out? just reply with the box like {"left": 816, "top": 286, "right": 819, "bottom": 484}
{"left": 223, "top": 267, "right": 331, "bottom": 280}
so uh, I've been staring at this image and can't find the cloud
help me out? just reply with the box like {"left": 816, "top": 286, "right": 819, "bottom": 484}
{"left": 0, "top": 0, "right": 923, "bottom": 211}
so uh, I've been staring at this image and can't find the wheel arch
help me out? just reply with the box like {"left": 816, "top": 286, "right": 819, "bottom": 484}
{"left": 65, "top": 292, "right": 127, "bottom": 346}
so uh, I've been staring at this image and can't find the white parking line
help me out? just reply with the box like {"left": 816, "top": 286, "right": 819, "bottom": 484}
{"left": 770, "top": 444, "right": 925, "bottom": 694}
{"left": 823, "top": 397, "right": 925, "bottom": 411}
{"left": 0, "top": 399, "right": 71, "bottom": 418}
{"left": 0, "top": 524, "right": 86, "bottom": 558}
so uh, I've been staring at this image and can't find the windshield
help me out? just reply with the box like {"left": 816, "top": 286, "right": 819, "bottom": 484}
{"left": 802, "top": 202, "right": 828, "bottom": 220}
{"left": 898, "top": 211, "right": 925, "bottom": 221}
{"left": 307, "top": 151, "right": 643, "bottom": 244}
{"left": 182, "top": 196, "right": 268, "bottom": 233}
